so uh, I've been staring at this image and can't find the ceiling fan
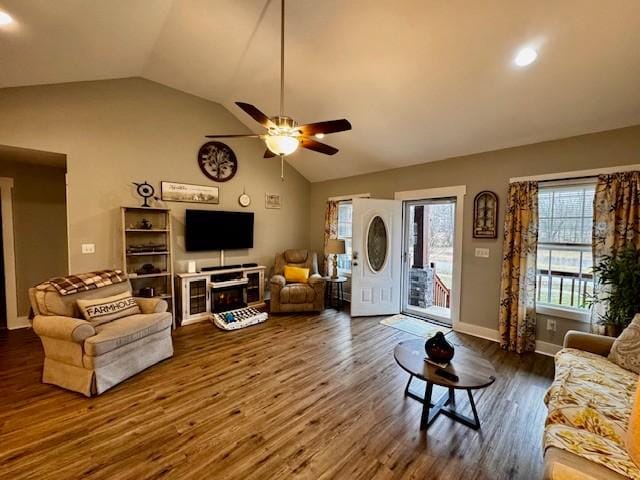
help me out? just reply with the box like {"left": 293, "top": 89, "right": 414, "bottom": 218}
{"left": 205, "top": 0, "right": 352, "bottom": 168}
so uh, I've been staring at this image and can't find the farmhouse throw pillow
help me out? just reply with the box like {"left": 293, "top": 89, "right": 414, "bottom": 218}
{"left": 77, "top": 291, "right": 141, "bottom": 326}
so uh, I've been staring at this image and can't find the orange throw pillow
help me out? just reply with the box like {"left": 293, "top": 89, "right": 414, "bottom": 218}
{"left": 628, "top": 380, "right": 640, "bottom": 467}
{"left": 283, "top": 266, "right": 310, "bottom": 284}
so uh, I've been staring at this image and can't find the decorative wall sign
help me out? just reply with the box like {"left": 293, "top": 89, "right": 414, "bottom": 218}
{"left": 132, "top": 181, "right": 156, "bottom": 208}
{"left": 366, "top": 215, "right": 388, "bottom": 272}
{"left": 473, "top": 191, "right": 498, "bottom": 239}
{"left": 265, "top": 193, "right": 281, "bottom": 209}
{"left": 161, "top": 181, "right": 219, "bottom": 204}
{"left": 197, "top": 141, "right": 238, "bottom": 182}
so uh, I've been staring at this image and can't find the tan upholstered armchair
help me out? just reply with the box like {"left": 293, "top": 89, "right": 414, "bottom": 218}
{"left": 29, "top": 279, "right": 173, "bottom": 397}
{"left": 270, "top": 249, "right": 325, "bottom": 313}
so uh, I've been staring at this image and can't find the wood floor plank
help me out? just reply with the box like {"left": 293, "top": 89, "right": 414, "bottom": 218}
{"left": 0, "top": 310, "right": 554, "bottom": 479}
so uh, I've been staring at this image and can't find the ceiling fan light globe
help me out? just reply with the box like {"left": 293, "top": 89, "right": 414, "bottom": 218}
{"left": 265, "top": 135, "right": 299, "bottom": 156}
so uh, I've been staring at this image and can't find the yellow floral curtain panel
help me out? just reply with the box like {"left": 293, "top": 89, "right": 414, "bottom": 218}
{"left": 499, "top": 181, "right": 539, "bottom": 353}
{"left": 323, "top": 201, "right": 339, "bottom": 276}
{"left": 591, "top": 171, "right": 640, "bottom": 330}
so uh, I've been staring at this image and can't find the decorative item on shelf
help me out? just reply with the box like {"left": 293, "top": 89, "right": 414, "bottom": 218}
{"left": 425, "top": 332, "right": 455, "bottom": 363}
{"left": 265, "top": 193, "right": 281, "bottom": 209}
{"left": 161, "top": 181, "right": 219, "bottom": 204}
{"left": 197, "top": 142, "right": 238, "bottom": 182}
{"left": 140, "top": 218, "right": 153, "bottom": 230}
{"left": 136, "top": 263, "right": 162, "bottom": 275}
{"left": 238, "top": 187, "right": 251, "bottom": 207}
{"left": 133, "top": 181, "right": 157, "bottom": 208}
{"left": 325, "top": 239, "right": 346, "bottom": 279}
{"left": 127, "top": 243, "right": 167, "bottom": 253}
{"left": 139, "top": 286, "right": 155, "bottom": 298}
{"left": 473, "top": 191, "right": 498, "bottom": 239}
{"left": 187, "top": 261, "right": 197, "bottom": 273}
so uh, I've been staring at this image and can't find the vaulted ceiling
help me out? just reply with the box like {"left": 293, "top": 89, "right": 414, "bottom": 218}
{"left": 1, "top": 0, "right": 639, "bottom": 182}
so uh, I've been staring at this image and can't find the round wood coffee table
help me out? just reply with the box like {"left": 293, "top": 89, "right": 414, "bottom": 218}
{"left": 394, "top": 338, "right": 496, "bottom": 430}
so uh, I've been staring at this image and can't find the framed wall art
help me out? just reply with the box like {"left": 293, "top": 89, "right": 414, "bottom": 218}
{"left": 473, "top": 191, "right": 498, "bottom": 239}
{"left": 161, "top": 181, "right": 219, "bottom": 204}
{"left": 265, "top": 193, "right": 281, "bottom": 209}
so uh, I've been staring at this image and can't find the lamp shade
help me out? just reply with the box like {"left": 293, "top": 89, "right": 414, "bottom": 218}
{"left": 325, "top": 238, "right": 346, "bottom": 255}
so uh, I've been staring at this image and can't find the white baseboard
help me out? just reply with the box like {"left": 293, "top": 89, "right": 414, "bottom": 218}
{"left": 8, "top": 316, "right": 31, "bottom": 330}
{"left": 453, "top": 321, "right": 499, "bottom": 342}
{"left": 534, "top": 340, "right": 562, "bottom": 356}
{"left": 453, "top": 321, "right": 559, "bottom": 357}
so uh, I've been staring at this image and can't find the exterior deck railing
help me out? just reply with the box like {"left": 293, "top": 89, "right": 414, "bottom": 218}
{"left": 536, "top": 269, "right": 593, "bottom": 309}
{"left": 433, "top": 274, "right": 450, "bottom": 308}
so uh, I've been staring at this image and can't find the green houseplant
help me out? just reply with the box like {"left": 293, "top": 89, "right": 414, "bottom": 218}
{"left": 591, "top": 245, "right": 640, "bottom": 336}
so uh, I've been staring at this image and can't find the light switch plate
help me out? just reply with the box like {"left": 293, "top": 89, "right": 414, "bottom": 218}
{"left": 81, "top": 243, "right": 95, "bottom": 254}
{"left": 475, "top": 248, "right": 490, "bottom": 258}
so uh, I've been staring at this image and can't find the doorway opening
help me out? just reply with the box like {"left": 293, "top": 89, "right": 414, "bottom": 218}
{"left": 401, "top": 198, "right": 456, "bottom": 325}
{"left": 0, "top": 145, "right": 68, "bottom": 329}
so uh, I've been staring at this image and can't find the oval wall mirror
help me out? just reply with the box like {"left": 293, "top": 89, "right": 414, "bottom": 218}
{"left": 366, "top": 215, "right": 388, "bottom": 272}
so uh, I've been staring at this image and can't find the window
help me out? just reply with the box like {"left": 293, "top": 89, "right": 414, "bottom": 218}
{"left": 536, "top": 182, "right": 595, "bottom": 315}
{"left": 336, "top": 201, "right": 352, "bottom": 273}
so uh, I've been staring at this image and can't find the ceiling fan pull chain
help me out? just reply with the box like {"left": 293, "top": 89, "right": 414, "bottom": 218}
{"left": 280, "top": 155, "right": 285, "bottom": 181}
{"left": 280, "top": 0, "right": 285, "bottom": 116}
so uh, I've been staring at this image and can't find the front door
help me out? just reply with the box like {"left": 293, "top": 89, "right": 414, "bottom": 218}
{"left": 350, "top": 198, "right": 402, "bottom": 316}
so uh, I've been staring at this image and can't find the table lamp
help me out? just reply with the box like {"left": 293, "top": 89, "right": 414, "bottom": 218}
{"left": 325, "top": 239, "right": 346, "bottom": 279}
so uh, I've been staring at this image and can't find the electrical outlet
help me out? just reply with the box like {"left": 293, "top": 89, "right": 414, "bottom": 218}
{"left": 81, "top": 243, "right": 95, "bottom": 254}
{"left": 475, "top": 248, "right": 490, "bottom": 258}
{"left": 546, "top": 318, "right": 557, "bottom": 332}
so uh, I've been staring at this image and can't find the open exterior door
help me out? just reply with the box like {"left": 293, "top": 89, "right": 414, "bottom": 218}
{"left": 351, "top": 198, "right": 402, "bottom": 316}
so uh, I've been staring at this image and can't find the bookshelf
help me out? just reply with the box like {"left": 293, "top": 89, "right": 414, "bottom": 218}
{"left": 121, "top": 207, "right": 175, "bottom": 327}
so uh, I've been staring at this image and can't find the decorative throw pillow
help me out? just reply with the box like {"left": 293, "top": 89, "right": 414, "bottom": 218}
{"left": 608, "top": 314, "right": 640, "bottom": 374}
{"left": 627, "top": 380, "right": 640, "bottom": 467}
{"left": 283, "top": 265, "right": 310, "bottom": 284}
{"left": 77, "top": 291, "right": 141, "bottom": 326}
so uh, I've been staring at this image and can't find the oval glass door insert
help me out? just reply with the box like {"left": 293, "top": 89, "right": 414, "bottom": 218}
{"left": 367, "top": 215, "right": 388, "bottom": 272}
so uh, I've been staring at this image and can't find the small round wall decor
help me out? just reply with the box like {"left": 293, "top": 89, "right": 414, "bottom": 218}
{"left": 198, "top": 141, "right": 238, "bottom": 182}
{"left": 238, "top": 192, "right": 251, "bottom": 207}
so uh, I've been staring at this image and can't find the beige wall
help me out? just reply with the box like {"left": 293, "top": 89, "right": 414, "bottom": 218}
{"left": 0, "top": 158, "right": 68, "bottom": 316}
{"left": 310, "top": 125, "right": 640, "bottom": 345}
{"left": 0, "top": 78, "right": 310, "bottom": 282}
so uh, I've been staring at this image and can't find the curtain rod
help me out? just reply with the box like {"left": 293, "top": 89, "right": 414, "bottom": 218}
{"left": 510, "top": 163, "right": 640, "bottom": 183}
{"left": 327, "top": 193, "right": 370, "bottom": 201}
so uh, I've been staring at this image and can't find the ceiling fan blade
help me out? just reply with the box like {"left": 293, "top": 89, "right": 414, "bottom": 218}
{"left": 235, "top": 102, "right": 274, "bottom": 128}
{"left": 300, "top": 137, "right": 339, "bottom": 156}
{"left": 264, "top": 149, "right": 277, "bottom": 158}
{"left": 204, "top": 134, "right": 262, "bottom": 138}
{"left": 298, "top": 119, "right": 352, "bottom": 136}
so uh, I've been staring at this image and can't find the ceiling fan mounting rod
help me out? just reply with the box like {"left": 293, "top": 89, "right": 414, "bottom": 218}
{"left": 280, "top": 0, "right": 285, "bottom": 117}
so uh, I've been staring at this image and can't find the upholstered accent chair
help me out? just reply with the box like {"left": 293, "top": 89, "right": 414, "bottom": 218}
{"left": 270, "top": 249, "right": 325, "bottom": 313}
{"left": 29, "top": 280, "right": 173, "bottom": 396}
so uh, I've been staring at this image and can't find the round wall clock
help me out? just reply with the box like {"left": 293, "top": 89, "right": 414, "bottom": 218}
{"left": 238, "top": 193, "right": 251, "bottom": 207}
{"left": 197, "top": 141, "right": 238, "bottom": 182}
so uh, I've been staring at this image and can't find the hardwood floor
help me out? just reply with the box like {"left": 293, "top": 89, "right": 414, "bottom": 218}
{"left": 0, "top": 310, "right": 554, "bottom": 480}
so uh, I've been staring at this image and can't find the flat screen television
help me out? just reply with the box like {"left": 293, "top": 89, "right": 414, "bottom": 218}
{"left": 185, "top": 209, "right": 254, "bottom": 251}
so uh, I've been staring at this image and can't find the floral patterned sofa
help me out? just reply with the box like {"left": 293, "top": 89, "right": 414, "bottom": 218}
{"left": 544, "top": 331, "right": 639, "bottom": 480}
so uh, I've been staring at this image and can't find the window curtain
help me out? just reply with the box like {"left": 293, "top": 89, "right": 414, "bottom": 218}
{"left": 323, "top": 200, "right": 339, "bottom": 276}
{"left": 591, "top": 171, "right": 640, "bottom": 331}
{"left": 499, "top": 181, "right": 539, "bottom": 353}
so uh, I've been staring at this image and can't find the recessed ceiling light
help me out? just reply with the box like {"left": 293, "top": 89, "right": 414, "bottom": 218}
{"left": 315, "top": 133, "right": 325, "bottom": 139}
{"left": 0, "top": 11, "right": 13, "bottom": 26}
{"left": 514, "top": 47, "right": 538, "bottom": 67}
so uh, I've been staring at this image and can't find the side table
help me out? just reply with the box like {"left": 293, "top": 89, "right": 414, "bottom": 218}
{"left": 323, "top": 276, "right": 347, "bottom": 309}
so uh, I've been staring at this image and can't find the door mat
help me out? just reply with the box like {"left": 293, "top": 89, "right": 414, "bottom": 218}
{"left": 380, "top": 314, "right": 452, "bottom": 338}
